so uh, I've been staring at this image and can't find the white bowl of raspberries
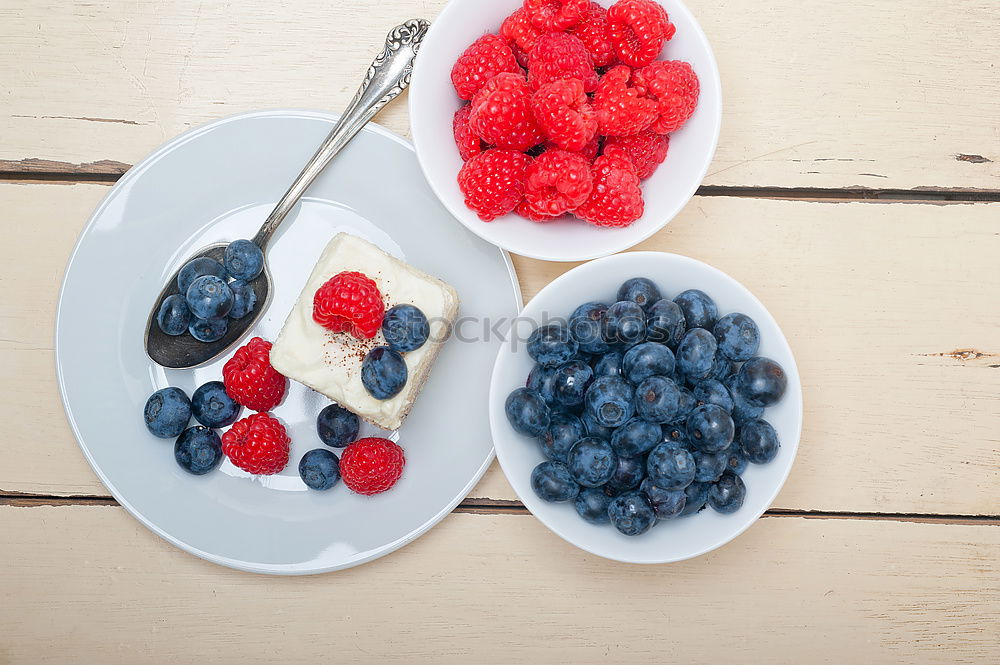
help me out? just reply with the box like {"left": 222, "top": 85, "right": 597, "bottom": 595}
{"left": 489, "top": 252, "right": 802, "bottom": 563}
{"left": 410, "top": 0, "right": 721, "bottom": 262}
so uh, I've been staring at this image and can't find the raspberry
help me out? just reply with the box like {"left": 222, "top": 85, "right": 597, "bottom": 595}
{"left": 522, "top": 149, "right": 593, "bottom": 217}
{"left": 528, "top": 32, "right": 598, "bottom": 93}
{"left": 607, "top": 0, "right": 676, "bottom": 68}
{"left": 453, "top": 104, "right": 482, "bottom": 161}
{"left": 593, "top": 65, "right": 658, "bottom": 136}
{"left": 603, "top": 129, "right": 669, "bottom": 179}
{"left": 468, "top": 72, "right": 545, "bottom": 151}
{"left": 458, "top": 149, "right": 533, "bottom": 221}
{"left": 560, "top": 135, "right": 602, "bottom": 161}
{"left": 223, "top": 337, "right": 287, "bottom": 412}
{"left": 516, "top": 199, "right": 563, "bottom": 222}
{"left": 339, "top": 437, "right": 405, "bottom": 495}
{"left": 221, "top": 412, "right": 290, "bottom": 475}
{"left": 575, "top": 153, "right": 644, "bottom": 227}
{"left": 312, "top": 271, "right": 385, "bottom": 339}
{"left": 632, "top": 60, "right": 700, "bottom": 133}
{"left": 524, "top": 0, "right": 589, "bottom": 32}
{"left": 451, "top": 34, "right": 520, "bottom": 100}
{"left": 500, "top": 8, "right": 542, "bottom": 67}
{"left": 570, "top": 2, "right": 616, "bottom": 68}
{"left": 531, "top": 79, "right": 597, "bottom": 152}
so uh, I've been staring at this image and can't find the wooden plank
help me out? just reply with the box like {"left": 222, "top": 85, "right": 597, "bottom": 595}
{"left": 1, "top": 0, "right": 998, "bottom": 190}
{"left": 0, "top": 505, "right": 997, "bottom": 663}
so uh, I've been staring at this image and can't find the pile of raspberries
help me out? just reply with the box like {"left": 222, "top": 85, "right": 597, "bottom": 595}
{"left": 452, "top": 0, "right": 699, "bottom": 228}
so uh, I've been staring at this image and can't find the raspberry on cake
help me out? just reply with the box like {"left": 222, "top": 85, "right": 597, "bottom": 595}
{"left": 270, "top": 233, "right": 459, "bottom": 431}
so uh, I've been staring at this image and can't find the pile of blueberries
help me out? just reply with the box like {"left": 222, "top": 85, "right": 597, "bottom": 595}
{"left": 143, "top": 382, "right": 242, "bottom": 475}
{"left": 155, "top": 239, "right": 264, "bottom": 342}
{"left": 505, "top": 277, "right": 788, "bottom": 537}
{"left": 360, "top": 304, "right": 431, "bottom": 401}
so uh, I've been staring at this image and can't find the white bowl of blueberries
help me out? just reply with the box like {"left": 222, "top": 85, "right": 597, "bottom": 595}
{"left": 489, "top": 252, "right": 802, "bottom": 563}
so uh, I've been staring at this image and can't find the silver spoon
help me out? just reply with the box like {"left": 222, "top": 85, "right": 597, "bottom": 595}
{"left": 144, "top": 18, "right": 430, "bottom": 369}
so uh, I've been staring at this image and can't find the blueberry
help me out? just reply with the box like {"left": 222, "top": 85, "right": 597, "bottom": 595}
{"left": 528, "top": 323, "right": 578, "bottom": 367}
{"left": 661, "top": 422, "right": 690, "bottom": 447}
{"left": 569, "top": 302, "right": 611, "bottom": 354}
{"left": 185, "top": 275, "right": 234, "bottom": 320}
{"left": 527, "top": 364, "right": 558, "bottom": 405}
{"left": 189, "top": 316, "right": 228, "bottom": 342}
{"left": 739, "top": 418, "right": 781, "bottom": 464}
{"left": 692, "top": 448, "right": 728, "bottom": 482}
{"left": 726, "top": 375, "right": 765, "bottom": 424}
{"left": 606, "top": 455, "right": 646, "bottom": 493}
{"left": 610, "top": 417, "right": 661, "bottom": 457}
{"left": 679, "top": 481, "right": 711, "bottom": 516}
{"left": 298, "top": 448, "right": 341, "bottom": 490}
{"left": 223, "top": 239, "right": 264, "bottom": 282}
{"left": 531, "top": 461, "right": 580, "bottom": 502}
{"left": 672, "top": 387, "right": 698, "bottom": 424}
{"left": 617, "top": 278, "right": 661, "bottom": 311}
{"left": 584, "top": 376, "right": 634, "bottom": 428}
{"left": 693, "top": 379, "right": 734, "bottom": 413}
{"left": 674, "top": 289, "right": 718, "bottom": 329}
{"left": 645, "top": 299, "right": 687, "bottom": 347}
{"left": 567, "top": 437, "right": 617, "bottom": 488}
{"left": 724, "top": 444, "right": 748, "bottom": 475}
{"left": 177, "top": 257, "right": 227, "bottom": 294}
{"left": 622, "top": 342, "right": 675, "bottom": 384}
{"left": 676, "top": 328, "right": 717, "bottom": 382}
{"left": 382, "top": 304, "right": 430, "bottom": 352}
{"left": 686, "top": 404, "right": 735, "bottom": 453}
{"left": 156, "top": 294, "right": 191, "bottom": 336}
{"left": 607, "top": 491, "right": 656, "bottom": 536}
{"left": 316, "top": 403, "right": 360, "bottom": 448}
{"left": 174, "top": 426, "right": 223, "bottom": 475}
{"left": 640, "top": 478, "right": 687, "bottom": 520}
{"left": 505, "top": 387, "right": 551, "bottom": 437}
{"left": 708, "top": 471, "right": 746, "bottom": 514}
{"left": 646, "top": 442, "right": 696, "bottom": 490}
{"left": 361, "top": 346, "right": 408, "bottom": 399}
{"left": 551, "top": 360, "right": 594, "bottom": 408}
{"left": 634, "top": 375, "right": 681, "bottom": 424}
{"left": 228, "top": 280, "right": 257, "bottom": 319}
{"left": 191, "top": 381, "right": 241, "bottom": 428}
{"left": 144, "top": 387, "right": 192, "bottom": 438}
{"left": 575, "top": 487, "right": 612, "bottom": 524}
{"left": 540, "top": 411, "right": 586, "bottom": 462}
{"left": 713, "top": 313, "right": 760, "bottom": 362}
{"left": 602, "top": 301, "right": 646, "bottom": 347}
{"left": 592, "top": 350, "right": 623, "bottom": 378}
{"left": 709, "top": 355, "right": 736, "bottom": 382}
{"left": 732, "top": 357, "right": 787, "bottom": 407}
{"left": 581, "top": 409, "right": 614, "bottom": 441}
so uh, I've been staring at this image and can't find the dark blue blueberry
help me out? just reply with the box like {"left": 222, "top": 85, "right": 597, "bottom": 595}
{"left": 581, "top": 409, "right": 614, "bottom": 441}
{"left": 189, "top": 316, "right": 228, "bottom": 342}
{"left": 676, "top": 328, "right": 718, "bottom": 382}
{"left": 645, "top": 299, "right": 687, "bottom": 348}
{"left": 727, "top": 375, "right": 765, "bottom": 424}
{"left": 693, "top": 379, "right": 734, "bottom": 413}
{"left": 686, "top": 404, "right": 735, "bottom": 453}
{"left": 316, "top": 403, "right": 360, "bottom": 448}
{"left": 527, "top": 364, "right": 558, "bottom": 405}
{"left": 382, "top": 304, "right": 430, "bottom": 352}
{"left": 634, "top": 375, "right": 680, "bottom": 424}
{"left": 144, "top": 387, "right": 192, "bottom": 438}
{"left": 569, "top": 302, "right": 611, "bottom": 354}
{"left": 661, "top": 422, "right": 690, "bottom": 447}
{"left": 709, "top": 354, "right": 736, "bottom": 382}
{"left": 223, "top": 239, "right": 264, "bottom": 281}
{"left": 185, "top": 275, "right": 234, "bottom": 320}
{"left": 640, "top": 478, "right": 687, "bottom": 520}
{"left": 575, "top": 487, "right": 612, "bottom": 524}
{"left": 551, "top": 360, "right": 593, "bottom": 408}
{"left": 622, "top": 342, "right": 675, "bottom": 384}
{"left": 528, "top": 323, "right": 578, "bottom": 367}
{"left": 567, "top": 437, "right": 617, "bottom": 488}
{"left": 617, "top": 277, "right": 661, "bottom": 311}
{"left": 708, "top": 471, "right": 746, "bottom": 514}
{"left": 540, "top": 411, "right": 586, "bottom": 462}
{"left": 156, "top": 294, "right": 191, "bottom": 336}
{"left": 531, "top": 461, "right": 580, "bottom": 502}
{"left": 610, "top": 417, "right": 661, "bottom": 457}
{"left": 673, "top": 289, "right": 718, "bottom": 330}
{"left": 174, "top": 426, "right": 223, "bottom": 475}
{"left": 607, "top": 491, "right": 656, "bottom": 536}
{"left": 646, "top": 442, "right": 696, "bottom": 490}
{"left": 713, "top": 312, "right": 760, "bottom": 362}
{"left": 606, "top": 455, "right": 645, "bottom": 493}
{"left": 505, "top": 387, "right": 551, "bottom": 437}
{"left": 739, "top": 418, "right": 781, "bottom": 464}
{"left": 228, "top": 280, "right": 257, "bottom": 319}
{"left": 732, "top": 357, "right": 787, "bottom": 407}
{"left": 602, "top": 301, "right": 646, "bottom": 347}
{"left": 592, "top": 350, "right": 623, "bottom": 378}
{"left": 177, "top": 257, "right": 227, "bottom": 294}
{"left": 298, "top": 448, "right": 341, "bottom": 490}
{"left": 584, "top": 375, "right": 634, "bottom": 428}
{"left": 672, "top": 387, "right": 698, "bottom": 424}
{"left": 361, "top": 346, "right": 408, "bottom": 399}
{"left": 724, "top": 444, "right": 748, "bottom": 475}
{"left": 679, "top": 481, "right": 711, "bottom": 516}
{"left": 692, "top": 448, "right": 728, "bottom": 482}
{"left": 191, "top": 381, "right": 241, "bottom": 428}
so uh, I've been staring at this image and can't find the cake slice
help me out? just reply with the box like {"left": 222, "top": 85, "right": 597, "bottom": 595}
{"left": 270, "top": 233, "right": 459, "bottom": 431}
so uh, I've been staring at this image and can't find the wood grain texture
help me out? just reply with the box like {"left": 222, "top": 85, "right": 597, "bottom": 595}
{"left": 1, "top": 0, "right": 998, "bottom": 189}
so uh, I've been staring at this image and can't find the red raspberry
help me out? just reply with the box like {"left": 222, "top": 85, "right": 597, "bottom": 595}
{"left": 522, "top": 149, "right": 593, "bottom": 217}
{"left": 575, "top": 153, "right": 644, "bottom": 227}
{"left": 527, "top": 32, "right": 598, "bottom": 93}
{"left": 593, "top": 65, "right": 658, "bottom": 136}
{"left": 500, "top": 8, "right": 542, "bottom": 67}
{"left": 524, "top": 0, "right": 589, "bottom": 32}
{"left": 531, "top": 79, "right": 597, "bottom": 152}
{"left": 557, "top": 134, "right": 601, "bottom": 161}
{"left": 603, "top": 129, "right": 669, "bottom": 179}
{"left": 468, "top": 72, "right": 545, "bottom": 151}
{"left": 221, "top": 412, "right": 290, "bottom": 475}
{"left": 453, "top": 105, "right": 483, "bottom": 161}
{"left": 340, "top": 437, "right": 405, "bottom": 495}
{"left": 571, "top": 2, "right": 616, "bottom": 68}
{"left": 458, "top": 149, "right": 533, "bottom": 221}
{"left": 607, "top": 0, "right": 676, "bottom": 68}
{"left": 516, "top": 199, "right": 563, "bottom": 222}
{"left": 312, "top": 271, "right": 385, "bottom": 339}
{"left": 223, "top": 337, "right": 287, "bottom": 412}
{"left": 632, "top": 60, "right": 700, "bottom": 133}
{"left": 451, "top": 34, "right": 520, "bottom": 100}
